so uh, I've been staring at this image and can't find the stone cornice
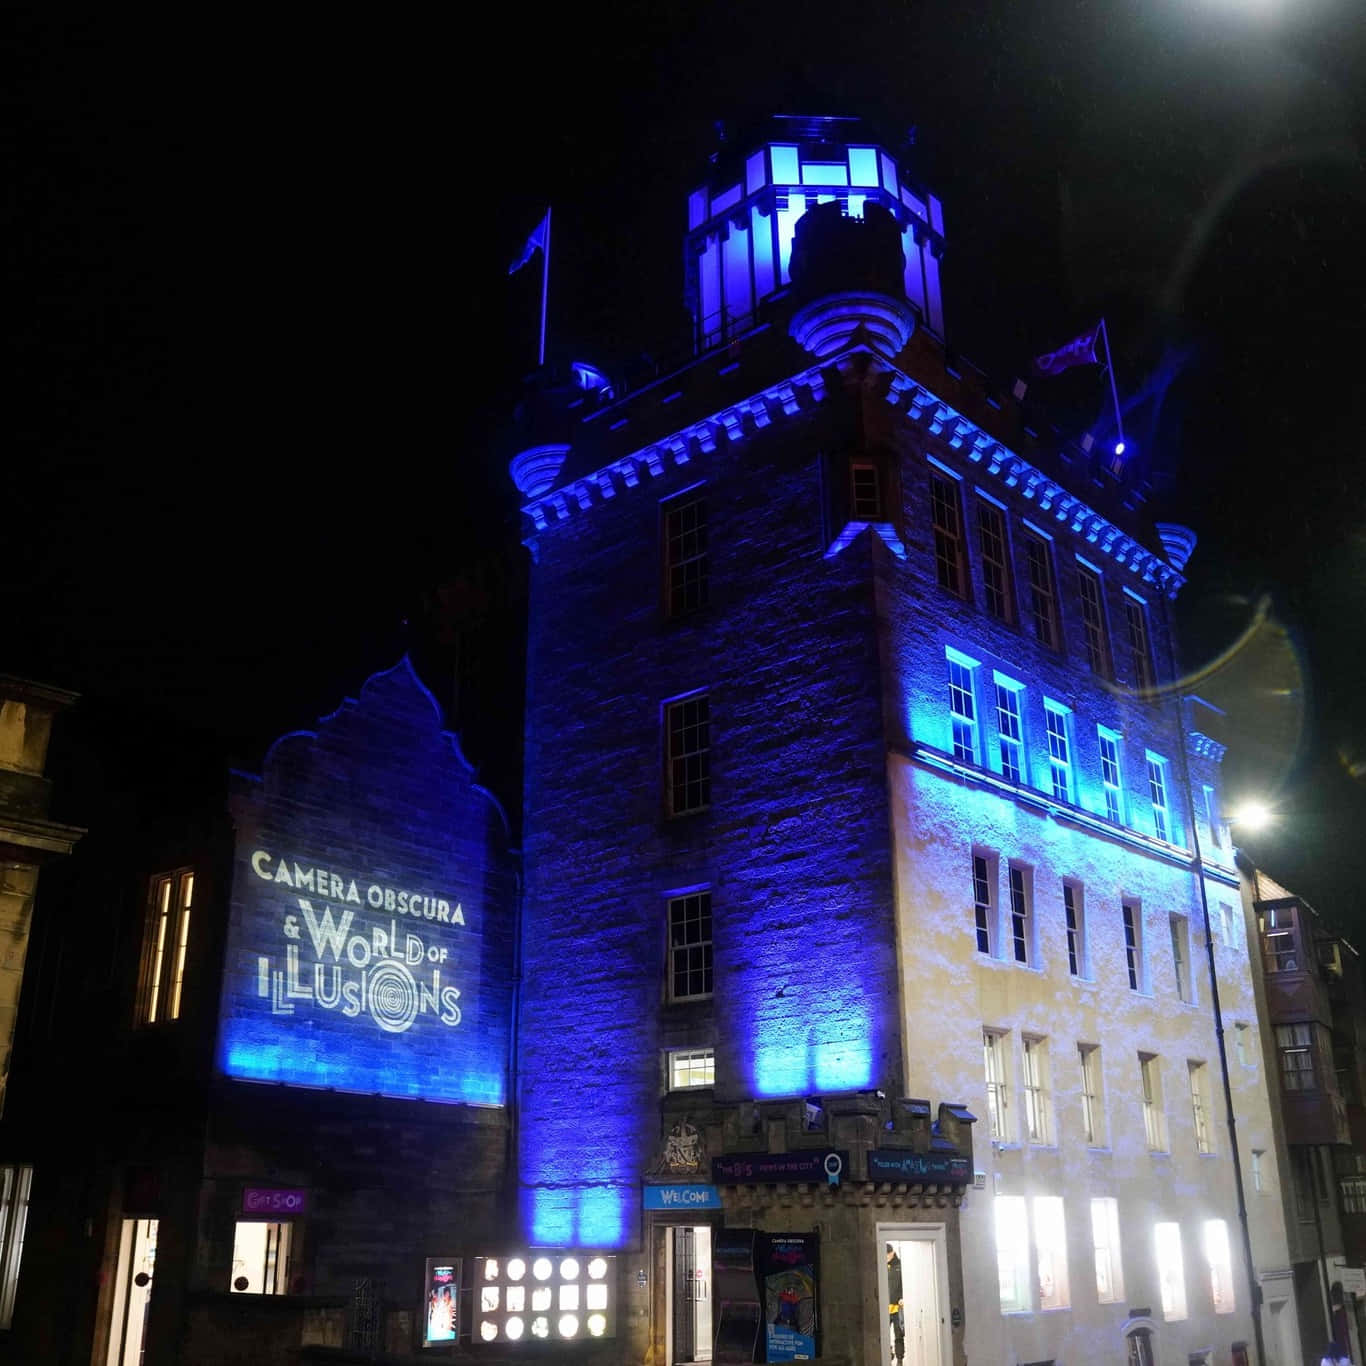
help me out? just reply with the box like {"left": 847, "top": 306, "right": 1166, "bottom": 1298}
{"left": 1187, "top": 729, "right": 1228, "bottom": 763}
{"left": 518, "top": 341, "right": 1186, "bottom": 597}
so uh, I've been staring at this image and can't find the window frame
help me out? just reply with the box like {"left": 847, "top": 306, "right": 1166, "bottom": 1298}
{"left": 1063, "top": 881, "right": 1085, "bottom": 978}
{"left": 929, "top": 469, "right": 969, "bottom": 598}
{"left": 1146, "top": 753, "right": 1171, "bottom": 842}
{"left": 1043, "top": 701, "right": 1073, "bottom": 803}
{"left": 1022, "top": 1036, "right": 1050, "bottom": 1144}
{"left": 850, "top": 461, "right": 882, "bottom": 520}
{"left": 1032, "top": 1195, "right": 1069, "bottom": 1310}
{"left": 975, "top": 496, "right": 1014, "bottom": 622}
{"left": 946, "top": 650, "right": 980, "bottom": 764}
{"left": 1123, "top": 592, "right": 1155, "bottom": 691}
{"left": 0, "top": 1165, "right": 33, "bottom": 1329}
{"left": 1154, "top": 1221, "right": 1188, "bottom": 1321}
{"left": 1140, "top": 1052, "right": 1166, "bottom": 1152}
{"left": 973, "top": 852, "right": 996, "bottom": 956}
{"left": 1008, "top": 864, "right": 1033, "bottom": 966}
{"left": 1075, "top": 560, "right": 1113, "bottom": 678}
{"left": 137, "top": 868, "right": 196, "bottom": 1026}
{"left": 1079, "top": 1044, "right": 1104, "bottom": 1147}
{"left": 1023, "top": 530, "right": 1061, "bottom": 649}
{"left": 664, "top": 692, "right": 712, "bottom": 817}
{"left": 662, "top": 488, "right": 710, "bottom": 619}
{"left": 1189, "top": 1060, "right": 1212, "bottom": 1155}
{"left": 1202, "top": 1219, "right": 1235, "bottom": 1314}
{"left": 1090, "top": 1196, "right": 1124, "bottom": 1304}
{"left": 984, "top": 1029, "right": 1011, "bottom": 1142}
{"left": 994, "top": 1194, "right": 1031, "bottom": 1313}
{"left": 1275, "top": 1022, "right": 1317, "bottom": 1092}
{"left": 1169, "top": 914, "right": 1191, "bottom": 1004}
{"left": 667, "top": 1046, "right": 716, "bottom": 1090}
{"left": 666, "top": 889, "right": 714, "bottom": 1002}
{"left": 1122, "top": 900, "right": 1145, "bottom": 992}
{"left": 993, "top": 674, "right": 1026, "bottom": 784}
{"left": 1097, "top": 727, "right": 1125, "bottom": 824}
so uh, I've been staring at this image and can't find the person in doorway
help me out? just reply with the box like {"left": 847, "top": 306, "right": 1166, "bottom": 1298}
{"left": 1320, "top": 1343, "right": 1350, "bottom": 1366}
{"left": 886, "top": 1244, "right": 904, "bottom": 1365}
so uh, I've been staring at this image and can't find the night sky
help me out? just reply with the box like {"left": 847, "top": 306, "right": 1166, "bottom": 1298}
{"left": 7, "top": 6, "right": 1365, "bottom": 918}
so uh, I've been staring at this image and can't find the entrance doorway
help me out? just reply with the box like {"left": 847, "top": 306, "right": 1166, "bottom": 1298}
{"left": 667, "top": 1225, "right": 713, "bottom": 1364}
{"left": 878, "top": 1224, "right": 948, "bottom": 1366}
{"left": 106, "top": 1217, "right": 158, "bottom": 1366}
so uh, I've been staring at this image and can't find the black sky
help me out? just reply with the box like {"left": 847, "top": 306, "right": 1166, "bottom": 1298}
{"left": 6, "top": 4, "right": 1365, "bottom": 916}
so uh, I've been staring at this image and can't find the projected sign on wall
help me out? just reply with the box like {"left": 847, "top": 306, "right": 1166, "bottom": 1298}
{"left": 217, "top": 658, "right": 514, "bottom": 1107}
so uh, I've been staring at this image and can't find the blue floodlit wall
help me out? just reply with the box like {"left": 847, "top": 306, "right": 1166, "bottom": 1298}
{"left": 517, "top": 389, "right": 903, "bottom": 1250}
{"left": 218, "top": 658, "right": 515, "bottom": 1107}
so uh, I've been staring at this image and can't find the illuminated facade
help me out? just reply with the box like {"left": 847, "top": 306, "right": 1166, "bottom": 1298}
{"left": 513, "top": 116, "right": 1273, "bottom": 1364}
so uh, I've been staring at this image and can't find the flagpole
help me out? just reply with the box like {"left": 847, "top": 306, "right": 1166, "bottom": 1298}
{"left": 1099, "top": 318, "right": 1125, "bottom": 449}
{"left": 538, "top": 206, "right": 551, "bottom": 368}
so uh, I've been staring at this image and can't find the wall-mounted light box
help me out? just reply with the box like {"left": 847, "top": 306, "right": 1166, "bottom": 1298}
{"left": 473, "top": 1253, "right": 616, "bottom": 1344}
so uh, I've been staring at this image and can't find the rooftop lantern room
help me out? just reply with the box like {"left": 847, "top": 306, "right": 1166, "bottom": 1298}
{"left": 684, "top": 114, "right": 946, "bottom": 354}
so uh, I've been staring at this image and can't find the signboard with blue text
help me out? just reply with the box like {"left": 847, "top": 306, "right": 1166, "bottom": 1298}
{"left": 217, "top": 659, "right": 515, "bottom": 1107}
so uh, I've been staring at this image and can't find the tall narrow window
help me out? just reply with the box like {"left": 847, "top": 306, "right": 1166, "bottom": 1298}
{"left": 973, "top": 853, "right": 994, "bottom": 956}
{"left": 663, "top": 491, "right": 709, "bottom": 617}
{"left": 1234, "top": 1022, "right": 1251, "bottom": 1067}
{"left": 1122, "top": 901, "right": 1144, "bottom": 992}
{"left": 1146, "top": 754, "right": 1171, "bottom": 841}
{"left": 1218, "top": 901, "right": 1236, "bottom": 949}
{"left": 1063, "top": 882, "right": 1085, "bottom": 977}
{"left": 665, "top": 694, "right": 711, "bottom": 816}
{"left": 1189, "top": 1062, "right": 1212, "bottom": 1154}
{"left": 1203, "top": 1219, "right": 1234, "bottom": 1313}
{"left": 1022, "top": 1037, "right": 1050, "bottom": 1143}
{"left": 1024, "top": 533, "right": 1061, "bottom": 648}
{"left": 994, "top": 1196, "right": 1030, "bottom": 1312}
{"left": 1170, "top": 915, "right": 1190, "bottom": 1003}
{"left": 1079, "top": 1044, "right": 1103, "bottom": 1146}
{"left": 0, "top": 1165, "right": 33, "bottom": 1329}
{"left": 1033, "top": 1196, "right": 1069, "bottom": 1309}
{"left": 1251, "top": 1149, "right": 1264, "bottom": 1193}
{"left": 1124, "top": 595, "right": 1155, "bottom": 691}
{"left": 667, "top": 891, "right": 713, "bottom": 1001}
{"left": 850, "top": 462, "right": 882, "bottom": 519}
{"left": 138, "top": 869, "right": 195, "bottom": 1025}
{"left": 984, "top": 1030, "right": 1010, "bottom": 1140}
{"left": 1154, "top": 1222, "right": 1188, "bottom": 1321}
{"left": 994, "top": 677, "right": 1026, "bottom": 783}
{"left": 976, "top": 500, "right": 1013, "bottom": 620}
{"left": 1044, "top": 702, "right": 1073, "bottom": 802}
{"left": 1076, "top": 563, "right": 1112, "bottom": 677}
{"left": 1276, "top": 1023, "right": 1316, "bottom": 1091}
{"left": 1203, "top": 785, "right": 1222, "bottom": 849}
{"left": 930, "top": 472, "right": 968, "bottom": 597}
{"left": 1098, "top": 728, "right": 1124, "bottom": 823}
{"left": 947, "top": 653, "right": 979, "bottom": 763}
{"left": 1140, "top": 1053, "right": 1166, "bottom": 1151}
{"left": 1091, "top": 1197, "right": 1124, "bottom": 1303}
{"left": 1008, "top": 865, "right": 1031, "bottom": 965}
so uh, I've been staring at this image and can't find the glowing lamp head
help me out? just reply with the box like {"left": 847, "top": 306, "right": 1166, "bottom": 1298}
{"left": 533, "top": 1257, "right": 553, "bottom": 1281}
{"left": 559, "top": 1314, "right": 580, "bottom": 1338}
{"left": 1114, "top": 440, "right": 1126, "bottom": 456}
{"left": 1231, "top": 799, "right": 1272, "bottom": 832}
{"left": 506, "top": 1258, "right": 526, "bottom": 1281}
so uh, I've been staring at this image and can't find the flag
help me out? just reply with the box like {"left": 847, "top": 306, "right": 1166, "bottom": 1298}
{"left": 508, "top": 211, "right": 549, "bottom": 275}
{"left": 1034, "top": 324, "right": 1101, "bottom": 377}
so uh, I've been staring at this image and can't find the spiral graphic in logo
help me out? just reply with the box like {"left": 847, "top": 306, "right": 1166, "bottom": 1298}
{"left": 367, "top": 961, "right": 420, "bottom": 1034}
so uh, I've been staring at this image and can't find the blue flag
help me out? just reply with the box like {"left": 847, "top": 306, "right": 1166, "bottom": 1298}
{"left": 508, "top": 211, "right": 549, "bottom": 274}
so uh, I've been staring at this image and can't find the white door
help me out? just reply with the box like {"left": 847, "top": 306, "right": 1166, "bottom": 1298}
{"left": 106, "top": 1218, "right": 158, "bottom": 1366}
{"left": 878, "top": 1224, "right": 948, "bottom": 1366}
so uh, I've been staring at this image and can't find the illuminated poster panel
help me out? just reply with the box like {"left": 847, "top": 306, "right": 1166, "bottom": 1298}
{"left": 758, "top": 1232, "right": 819, "bottom": 1361}
{"left": 473, "top": 1254, "right": 616, "bottom": 1344}
{"left": 217, "top": 660, "right": 514, "bottom": 1106}
{"left": 424, "top": 1259, "right": 461, "bottom": 1346}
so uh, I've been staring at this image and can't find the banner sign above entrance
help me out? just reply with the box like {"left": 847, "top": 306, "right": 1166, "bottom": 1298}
{"left": 712, "top": 1151, "right": 848, "bottom": 1185}
{"left": 242, "top": 1186, "right": 308, "bottom": 1216}
{"left": 867, "top": 1150, "right": 970, "bottom": 1183}
{"left": 644, "top": 1183, "right": 722, "bottom": 1210}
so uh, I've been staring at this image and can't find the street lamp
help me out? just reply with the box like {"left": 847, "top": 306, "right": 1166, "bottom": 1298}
{"left": 1229, "top": 800, "right": 1273, "bottom": 834}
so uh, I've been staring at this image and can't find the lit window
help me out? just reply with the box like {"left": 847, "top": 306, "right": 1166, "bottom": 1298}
{"left": 973, "top": 853, "right": 994, "bottom": 956}
{"left": 1079, "top": 1044, "right": 1103, "bottom": 1146}
{"left": 1023, "top": 1037, "right": 1050, "bottom": 1144}
{"left": 976, "top": 500, "right": 1013, "bottom": 621}
{"left": 665, "top": 694, "right": 711, "bottom": 816}
{"left": 138, "top": 869, "right": 195, "bottom": 1025}
{"left": 230, "top": 1220, "right": 292, "bottom": 1295}
{"left": 994, "top": 677, "right": 1026, "bottom": 783}
{"left": 1008, "top": 866, "right": 1032, "bottom": 966}
{"left": 947, "top": 653, "right": 979, "bottom": 764}
{"left": 994, "top": 1196, "right": 1030, "bottom": 1312}
{"left": 1024, "top": 533, "right": 1061, "bottom": 649}
{"left": 984, "top": 1030, "right": 1010, "bottom": 1141}
{"left": 1140, "top": 1053, "right": 1166, "bottom": 1151}
{"left": 1188, "top": 1062, "right": 1212, "bottom": 1154}
{"left": 851, "top": 463, "right": 882, "bottom": 519}
{"left": 1259, "top": 907, "right": 1298, "bottom": 973}
{"left": 1063, "top": 883, "right": 1085, "bottom": 978}
{"left": 0, "top": 1166, "right": 33, "bottom": 1329}
{"left": 1076, "top": 563, "right": 1112, "bottom": 677}
{"left": 1033, "top": 1196, "right": 1069, "bottom": 1309}
{"left": 1251, "top": 1149, "right": 1264, "bottom": 1193}
{"left": 1098, "top": 728, "right": 1124, "bottom": 823}
{"left": 1154, "top": 1222, "right": 1187, "bottom": 1320}
{"left": 663, "top": 491, "right": 709, "bottom": 618}
{"left": 667, "top": 892, "right": 713, "bottom": 1001}
{"left": 1124, "top": 596, "right": 1155, "bottom": 691}
{"left": 930, "top": 473, "right": 968, "bottom": 597}
{"left": 1044, "top": 702, "right": 1073, "bottom": 803}
{"left": 1276, "top": 1023, "right": 1316, "bottom": 1092}
{"left": 1122, "top": 901, "right": 1144, "bottom": 992}
{"left": 1170, "top": 915, "right": 1190, "bottom": 1003}
{"left": 1146, "top": 754, "right": 1171, "bottom": 842}
{"left": 668, "top": 1048, "right": 715, "bottom": 1090}
{"left": 1203, "top": 1219, "right": 1234, "bottom": 1313}
{"left": 1090, "top": 1197, "right": 1124, "bottom": 1303}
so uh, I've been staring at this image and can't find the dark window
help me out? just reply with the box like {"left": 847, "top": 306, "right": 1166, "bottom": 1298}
{"left": 851, "top": 463, "right": 881, "bottom": 519}
{"left": 1122, "top": 902, "right": 1142, "bottom": 991}
{"left": 665, "top": 695, "right": 711, "bottom": 816}
{"left": 1024, "top": 534, "right": 1061, "bottom": 648}
{"left": 1124, "top": 598, "right": 1155, "bottom": 691}
{"left": 973, "top": 854, "right": 992, "bottom": 954}
{"left": 930, "top": 474, "right": 968, "bottom": 597}
{"left": 1076, "top": 564, "right": 1111, "bottom": 677}
{"left": 976, "top": 502, "right": 1013, "bottom": 620}
{"left": 663, "top": 493, "right": 709, "bottom": 617}
{"left": 1009, "top": 866, "right": 1030, "bottom": 965}
{"left": 668, "top": 892, "right": 713, "bottom": 1000}
{"left": 1064, "top": 883, "right": 1082, "bottom": 976}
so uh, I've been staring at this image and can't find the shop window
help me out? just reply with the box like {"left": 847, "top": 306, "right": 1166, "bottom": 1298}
{"left": 994, "top": 1195, "right": 1030, "bottom": 1312}
{"left": 1033, "top": 1196, "right": 1069, "bottom": 1309}
{"left": 231, "top": 1220, "right": 292, "bottom": 1295}
{"left": 1090, "top": 1197, "right": 1123, "bottom": 1302}
{"left": 1154, "top": 1221, "right": 1187, "bottom": 1320}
